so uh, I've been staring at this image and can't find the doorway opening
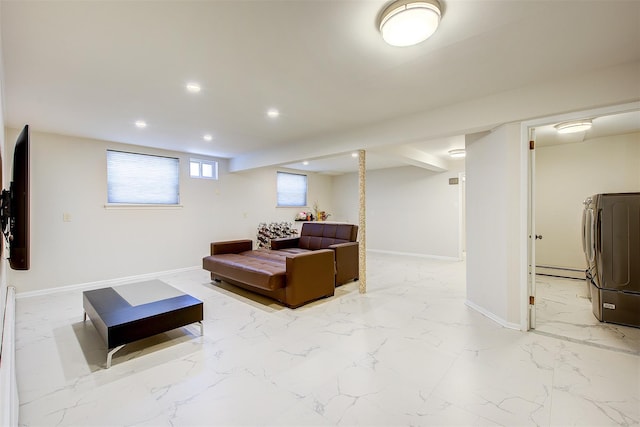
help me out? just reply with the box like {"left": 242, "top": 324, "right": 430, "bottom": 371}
{"left": 524, "top": 102, "right": 640, "bottom": 354}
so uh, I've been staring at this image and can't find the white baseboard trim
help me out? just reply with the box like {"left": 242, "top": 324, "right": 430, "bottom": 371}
{"left": 465, "top": 299, "right": 521, "bottom": 330}
{"left": 367, "top": 249, "right": 461, "bottom": 262}
{"left": 15, "top": 266, "right": 201, "bottom": 299}
{"left": 536, "top": 265, "right": 585, "bottom": 280}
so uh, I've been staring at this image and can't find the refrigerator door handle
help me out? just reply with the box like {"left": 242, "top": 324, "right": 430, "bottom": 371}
{"left": 589, "top": 209, "right": 598, "bottom": 262}
{"left": 589, "top": 209, "right": 597, "bottom": 263}
{"left": 581, "top": 208, "right": 587, "bottom": 254}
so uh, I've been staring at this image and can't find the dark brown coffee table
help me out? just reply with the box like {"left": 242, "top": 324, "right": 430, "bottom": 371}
{"left": 83, "top": 280, "right": 203, "bottom": 368}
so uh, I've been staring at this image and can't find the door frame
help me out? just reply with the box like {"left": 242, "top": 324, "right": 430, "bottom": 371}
{"left": 519, "top": 101, "right": 640, "bottom": 331}
{"left": 458, "top": 171, "right": 466, "bottom": 261}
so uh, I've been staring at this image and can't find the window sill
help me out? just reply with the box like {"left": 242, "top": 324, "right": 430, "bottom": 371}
{"left": 104, "top": 204, "right": 184, "bottom": 210}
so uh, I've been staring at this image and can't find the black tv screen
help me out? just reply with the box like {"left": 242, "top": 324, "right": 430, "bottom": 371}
{"left": 1, "top": 125, "right": 30, "bottom": 270}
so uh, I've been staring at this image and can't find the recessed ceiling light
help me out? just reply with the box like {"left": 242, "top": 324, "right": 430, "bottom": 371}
{"left": 351, "top": 152, "right": 359, "bottom": 158}
{"left": 186, "top": 82, "right": 201, "bottom": 93}
{"left": 554, "top": 120, "right": 592, "bottom": 134}
{"left": 266, "top": 108, "right": 280, "bottom": 119}
{"left": 303, "top": 161, "right": 309, "bottom": 166}
{"left": 448, "top": 149, "right": 466, "bottom": 158}
{"left": 135, "top": 120, "right": 147, "bottom": 128}
{"left": 203, "top": 134, "right": 213, "bottom": 141}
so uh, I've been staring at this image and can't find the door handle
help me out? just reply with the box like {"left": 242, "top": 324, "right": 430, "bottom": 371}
{"left": 535, "top": 234, "right": 543, "bottom": 240}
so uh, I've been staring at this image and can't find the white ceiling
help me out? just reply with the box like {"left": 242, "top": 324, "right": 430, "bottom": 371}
{"left": 2, "top": 1, "right": 639, "bottom": 173}
{"left": 535, "top": 110, "right": 640, "bottom": 147}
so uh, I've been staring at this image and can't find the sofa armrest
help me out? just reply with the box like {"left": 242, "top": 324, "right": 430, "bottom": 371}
{"left": 329, "top": 241, "right": 359, "bottom": 285}
{"left": 328, "top": 241, "right": 358, "bottom": 251}
{"left": 270, "top": 237, "right": 300, "bottom": 250}
{"left": 284, "top": 249, "right": 335, "bottom": 308}
{"left": 210, "top": 239, "right": 252, "bottom": 255}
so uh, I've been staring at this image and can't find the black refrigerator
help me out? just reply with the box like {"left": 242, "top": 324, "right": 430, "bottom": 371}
{"left": 583, "top": 193, "right": 640, "bottom": 328}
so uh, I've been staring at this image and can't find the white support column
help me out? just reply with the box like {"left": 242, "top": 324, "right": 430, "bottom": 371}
{"left": 358, "top": 150, "right": 366, "bottom": 294}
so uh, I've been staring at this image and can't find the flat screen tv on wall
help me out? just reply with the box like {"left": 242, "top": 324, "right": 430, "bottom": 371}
{"left": 1, "top": 124, "right": 30, "bottom": 270}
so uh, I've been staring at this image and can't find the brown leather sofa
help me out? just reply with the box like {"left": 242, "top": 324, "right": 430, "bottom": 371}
{"left": 271, "top": 223, "right": 359, "bottom": 285}
{"left": 202, "top": 223, "right": 359, "bottom": 308}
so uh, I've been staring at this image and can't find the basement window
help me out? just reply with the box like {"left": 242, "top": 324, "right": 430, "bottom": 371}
{"left": 106, "top": 150, "right": 180, "bottom": 205}
{"left": 277, "top": 171, "right": 307, "bottom": 207}
{"left": 190, "top": 158, "right": 218, "bottom": 180}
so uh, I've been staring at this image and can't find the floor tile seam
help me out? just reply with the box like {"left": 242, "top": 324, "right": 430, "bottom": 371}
{"left": 420, "top": 366, "right": 512, "bottom": 427}
{"left": 531, "top": 329, "right": 640, "bottom": 356}
{"left": 410, "top": 348, "right": 463, "bottom": 413}
{"left": 420, "top": 337, "right": 560, "bottom": 426}
{"left": 428, "top": 385, "right": 551, "bottom": 427}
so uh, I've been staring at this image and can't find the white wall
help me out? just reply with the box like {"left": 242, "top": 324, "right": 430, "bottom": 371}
{"left": 332, "top": 162, "right": 464, "bottom": 259}
{"left": 5, "top": 129, "right": 334, "bottom": 294}
{"left": 536, "top": 132, "right": 640, "bottom": 270}
{"left": 466, "top": 123, "right": 523, "bottom": 328}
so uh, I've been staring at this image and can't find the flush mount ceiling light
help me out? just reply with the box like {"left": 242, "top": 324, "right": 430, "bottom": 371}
{"left": 379, "top": 0, "right": 442, "bottom": 47}
{"left": 266, "top": 108, "right": 280, "bottom": 119}
{"left": 186, "top": 82, "right": 201, "bottom": 93}
{"left": 555, "top": 119, "right": 592, "bottom": 134}
{"left": 448, "top": 149, "right": 466, "bottom": 158}
{"left": 203, "top": 134, "right": 213, "bottom": 141}
{"left": 134, "top": 120, "right": 147, "bottom": 128}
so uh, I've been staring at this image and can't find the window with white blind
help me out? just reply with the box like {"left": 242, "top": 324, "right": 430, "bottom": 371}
{"left": 106, "top": 150, "right": 180, "bottom": 205}
{"left": 276, "top": 171, "right": 307, "bottom": 207}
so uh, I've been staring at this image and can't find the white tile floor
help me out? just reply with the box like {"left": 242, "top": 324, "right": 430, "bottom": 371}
{"left": 534, "top": 275, "right": 640, "bottom": 355}
{"left": 15, "top": 253, "right": 640, "bottom": 426}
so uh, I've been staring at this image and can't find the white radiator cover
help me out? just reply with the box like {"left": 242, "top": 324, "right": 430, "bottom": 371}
{"left": 0, "top": 286, "right": 18, "bottom": 426}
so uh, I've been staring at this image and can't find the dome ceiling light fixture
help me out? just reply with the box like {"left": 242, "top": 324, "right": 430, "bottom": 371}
{"left": 186, "top": 82, "right": 201, "bottom": 93}
{"left": 448, "top": 149, "right": 466, "bottom": 158}
{"left": 555, "top": 119, "right": 593, "bottom": 134}
{"left": 266, "top": 108, "right": 280, "bottom": 119}
{"left": 379, "top": 0, "right": 442, "bottom": 47}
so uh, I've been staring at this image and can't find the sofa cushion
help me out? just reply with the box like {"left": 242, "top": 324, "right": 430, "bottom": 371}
{"left": 202, "top": 252, "right": 286, "bottom": 291}
{"left": 276, "top": 247, "right": 311, "bottom": 255}
{"left": 241, "top": 249, "right": 289, "bottom": 263}
{"left": 299, "top": 223, "right": 357, "bottom": 250}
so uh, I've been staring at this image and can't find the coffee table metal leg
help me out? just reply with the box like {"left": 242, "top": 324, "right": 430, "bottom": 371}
{"left": 198, "top": 321, "right": 203, "bottom": 336}
{"left": 106, "top": 345, "right": 125, "bottom": 369}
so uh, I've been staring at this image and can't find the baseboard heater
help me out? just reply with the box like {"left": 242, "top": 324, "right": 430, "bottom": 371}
{"left": 1, "top": 286, "right": 18, "bottom": 427}
{"left": 536, "top": 265, "right": 585, "bottom": 280}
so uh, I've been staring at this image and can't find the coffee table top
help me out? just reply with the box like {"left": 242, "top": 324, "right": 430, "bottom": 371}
{"left": 83, "top": 280, "right": 204, "bottom": 367}
{"left": 83, "top": 280, "right": 202, "bottom": 328}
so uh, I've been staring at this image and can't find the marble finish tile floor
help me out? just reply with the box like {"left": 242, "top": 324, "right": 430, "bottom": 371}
{"left": 15, "top": 253, "right": 640, "bottom": 426}
{"left": 534, "top": 275, "right": 640, "bottom": 355}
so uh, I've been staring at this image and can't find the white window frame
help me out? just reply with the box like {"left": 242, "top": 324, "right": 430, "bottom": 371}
{"left": 106, "top": 150, "right": 181, "bottom": 207}
{"left": 276, "top": 171, "right": 307, "bottom": 207}
{"left": 190, "top": 158, "right": 219, "bottom": 180}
